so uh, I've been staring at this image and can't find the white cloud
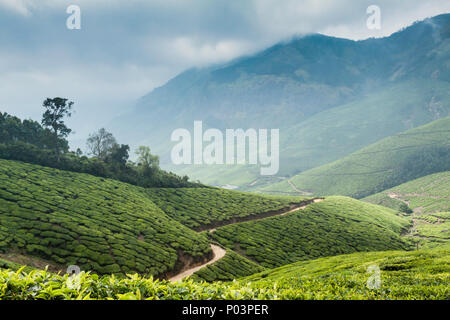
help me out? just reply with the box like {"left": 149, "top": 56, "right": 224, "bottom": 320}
{"left": 167, "top": 37, "right": 253, "bottom": 65}
{"left": 0, "top": 0, "right": 33, "bottom": 16}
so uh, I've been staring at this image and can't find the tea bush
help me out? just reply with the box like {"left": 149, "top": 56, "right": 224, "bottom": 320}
{"left": 145, "top": 188, "right": 306, "bottom": 229}
{"left": 211, "top": 197, "right": 414, "bottom": 268}
{"left": 0, "top": 249, "right": 448, "bottom": 300}
{"left": 190, "top": 250, "right": 265, "bottom": 282}
{"left": 0, "top": 159, "right": 210, "bottom": 277}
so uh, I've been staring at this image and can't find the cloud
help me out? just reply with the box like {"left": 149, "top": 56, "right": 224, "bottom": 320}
{"left": 0, "top": 0, "right": 35, "bottom": 16}
{"left": 0, "top": 0, "right": 448, "bottom": 148}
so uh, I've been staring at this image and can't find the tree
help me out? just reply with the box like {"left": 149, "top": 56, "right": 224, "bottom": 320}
{"left": 107, "top": 144, "right": 130, "bottom": 167}
{"left": 41, "top": 97, "right": 73, "bottom": 159}
{"left": 86, "top": 128, "right": 117, "bottom": 160}
{"left": 135, "top": 146, "right": 159, "bottom": 169}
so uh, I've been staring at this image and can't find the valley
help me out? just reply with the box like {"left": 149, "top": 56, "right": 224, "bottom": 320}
{"left": 0, "top": 13, "right": 449, "bottom": 301}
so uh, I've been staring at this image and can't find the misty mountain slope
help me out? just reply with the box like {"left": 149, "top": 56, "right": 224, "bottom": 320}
{"left": 258, "top": 117, "right": 450, "bottom": 198}
{"left": 111, "top": 14, "right": 450, "bottom": 188}
{"left": 173, "top": 78, "right": 450, "bottom": 187}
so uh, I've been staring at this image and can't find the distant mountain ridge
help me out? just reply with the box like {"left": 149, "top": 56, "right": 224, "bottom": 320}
{"left": 111, "top": 13, "right": 450, "bottom": 188}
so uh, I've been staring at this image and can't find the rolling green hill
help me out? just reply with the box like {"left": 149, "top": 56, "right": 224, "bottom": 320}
{"left": 364, "top": 171, "right": 450, "bottom": 250}
{"left": 210, "top": 197, "right": 414, "bottom": 268}
{"left": 244, "top": 249, "right": 450, "bottom": 300}
{"left": 259, "top": 117, "right": 450, "bottom": 198}
{"left": 363, "top": 171, "right": 450, "bottom": 214}
{"left": 145, "top": 187, "right": 307, "bottom": 230}
{"left": 0, "top": 159, "right": 212, "bottom": 277}
{"left": 0, "top": 159, "right": 310, "bottom": 278}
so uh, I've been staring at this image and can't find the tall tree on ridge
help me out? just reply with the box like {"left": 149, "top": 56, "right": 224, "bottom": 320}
{"left": 41, "top": 97, "right": 73, "bottom": 160}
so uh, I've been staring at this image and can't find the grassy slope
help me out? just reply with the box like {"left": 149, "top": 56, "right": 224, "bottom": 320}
{"left": 259, "top": 117, "right": 450, "bottom": 198}
{"left": 363, "top": 171, "right": 450, "bottom": 214}
{"left": 210, "top": 197, "right": 413, "bottom": 268}
{"left": 0, "top": 159, "right": 211, "bottom": 276}
{"left": 145, "top": 187, "right": 307, "bottom": 229}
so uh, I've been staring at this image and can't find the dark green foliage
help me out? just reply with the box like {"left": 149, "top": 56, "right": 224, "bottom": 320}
{"left": 0, "top": 112, "right": 68, "bottom": 151}
{"left": 190, "top": 250, "right": 265, "bottom": 282}
{"left": 211, "top": 197, "right": 413, "bottom": 268}
{"left": 399, "top": 203, "right": 413, "bottom": 214}
{"left": 0, "top": 111, "right": 196, "bottom": 188}
{"left": 41, "top": 97, "right": 73, "bottom": 157}
{"left": 0, "top": 159, "right": 210, "bottom": 276}
{"left": 145, "top": 188, "right": 306, "bottom": 229}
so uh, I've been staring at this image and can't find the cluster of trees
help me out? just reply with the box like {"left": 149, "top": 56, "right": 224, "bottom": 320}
{"left": 0, "top": 98, "right": 197, "bottom": 188}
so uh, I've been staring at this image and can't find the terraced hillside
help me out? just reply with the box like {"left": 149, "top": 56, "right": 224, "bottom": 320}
{"left": 210, "top": 197, "right": 413, "bottom": 268}
{"left": 364, "top": 172, "right": 450, "bottom": 249}
{"left": 0, "top": 159, "right": 312, "bottom": 279}
{"left": 259, "top": 117, "right": 450, "bottom": 198}
{"left": 145, "top": 188, "right": 307, "bottom": 230}
{"left": 0, "top": 159, "right": 211, "bottom": 276}
{"left": 363, "top": 171, "right": 450, "bottom": 214}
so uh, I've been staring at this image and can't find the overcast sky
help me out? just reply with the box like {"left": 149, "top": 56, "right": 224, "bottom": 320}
{"left": 0, "top": 0, "right": 449, "bottom": 146}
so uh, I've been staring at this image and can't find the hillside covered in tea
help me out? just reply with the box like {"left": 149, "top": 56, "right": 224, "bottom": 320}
{"left": 209, "top": 197, "right": 414, "bottom": 268}
{"left": 259, "top": 117, "right": 450, "bottom": 198}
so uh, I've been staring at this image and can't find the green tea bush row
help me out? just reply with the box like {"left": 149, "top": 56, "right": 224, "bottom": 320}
{"left": 145, "top": 188, "right": 306, "bottom": 229}
{"left": 0, "top": 159, "right": 210, "bottom": 276}
{"left": 211, "top": 197, "right": 414, "bottom": 268}
{"left": 190, "top": 250, "right": 265, "bottom": 282}
{"left": 0, "top": 249, "right": 448, "bottom": 300}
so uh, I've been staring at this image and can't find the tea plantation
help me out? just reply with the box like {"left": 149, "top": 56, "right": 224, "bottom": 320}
{"left": 0, "top": 159, "right": 211, "bottom": 276}
{"left": 190, "top": 250, "right": 266, "bottom": 282}
{"left": 210, "top": 197, "right": 414, "bottom": 268}
{"left": 145, "top": 187, "right": 307, "bottom": 230}
{"left": 0, "top": 249, "right": 448, "bottom": 300}
{"left": 244, "top": 249, "right": 450, "bottom": 300}
{"left": 259, "top": 117, "right": 450, "bottom": 198}
{"left": 363, "top": 171, "right": 450, "bottom": 214}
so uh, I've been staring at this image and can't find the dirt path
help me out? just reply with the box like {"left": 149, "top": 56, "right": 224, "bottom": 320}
{"left": 169, "top": 244, "right": 226, "bottom": 283}
{"left": 287, "top": 180, "right": 313, "bottom": 196}
{"left": 279, "top": 198, "right": 324, "bottom": 216}
{"left": 206, "top": 198, "right": 324, "bottom": 233}
{"left": 168, "top": 198, "right": 324, "bottom": 282}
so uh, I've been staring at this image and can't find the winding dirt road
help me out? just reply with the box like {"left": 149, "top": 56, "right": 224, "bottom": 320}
{"left": 168, "top": 198, "right": 324, "bottom": 282}
{"left": 169, "top": 245, "right": 226, "bottom": 283}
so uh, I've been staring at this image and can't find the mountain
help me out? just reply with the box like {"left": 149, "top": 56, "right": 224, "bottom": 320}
{"left": 257, "top": 117, "right": 450, "bottom": 198}
{"left": 110, "top": 14, "right": 450, "bottom": 188}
